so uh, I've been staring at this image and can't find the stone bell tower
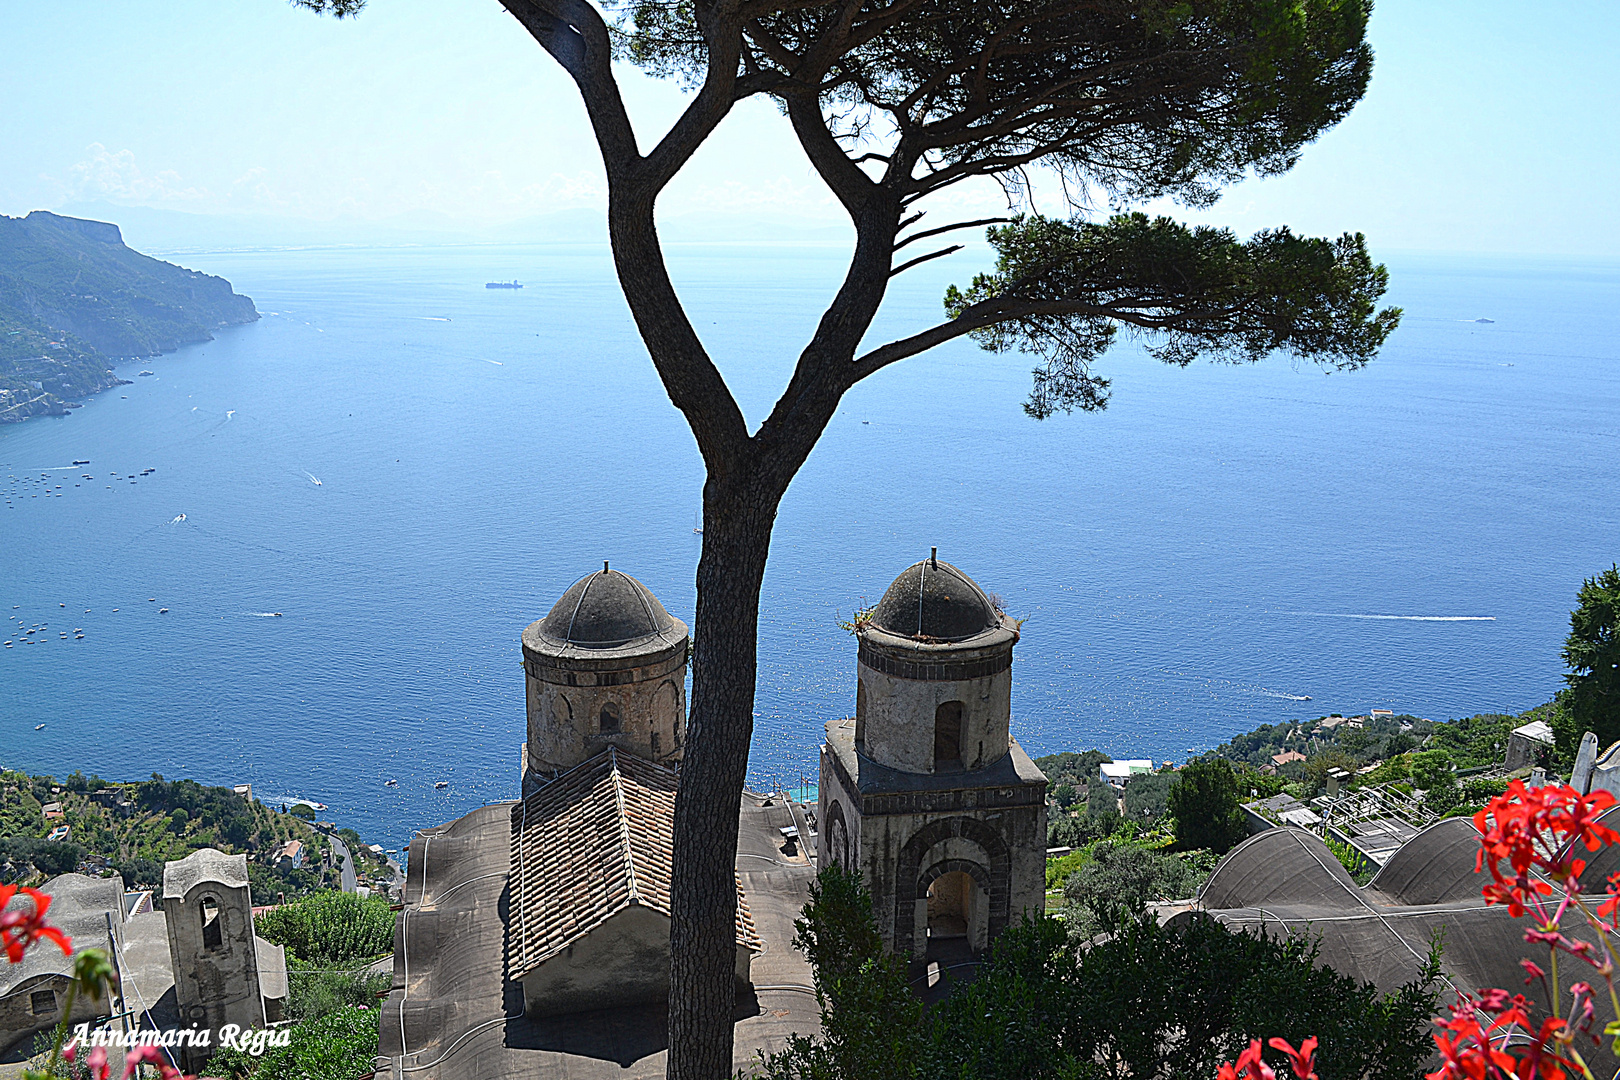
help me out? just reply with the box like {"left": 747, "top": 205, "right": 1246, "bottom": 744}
{"left": 521, "top": 564, "right": 689, "bottom": 789}
{"left": 820, "top": 552, "right": 1047, "bottom": 959}
{"left": 162, "top": 849, "right": 287, "bottom": 1068}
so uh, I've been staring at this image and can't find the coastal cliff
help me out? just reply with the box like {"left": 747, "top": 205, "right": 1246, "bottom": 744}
{"left": 0, "top": 211, "right": 258, "bottom": 423}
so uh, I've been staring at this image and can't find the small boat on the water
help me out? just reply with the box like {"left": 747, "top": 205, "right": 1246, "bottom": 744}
{"left": 434, "top": 781, "right": 449, "bottom": 789}
{"left": 484, "top": 280, "right": 523, "bottom": 289}
{"left": 71, "top": 460, "right": 89, "bottom": 466}
{"left": 34, "top": 724, "right": 45, "bottom": 731}
{"left": 158, "top": 608, "right": 169, "bottom": 614}
{"left": 384, "top": 779, "right": 398, "bottom": 787}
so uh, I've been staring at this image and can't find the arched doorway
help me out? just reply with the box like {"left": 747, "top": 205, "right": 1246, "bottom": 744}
{"left": 918, "top": 859, "right": 992, "bottom": 955}
{"left": 926, "top": 871, "right": 971, "bottom": 939}
{"left": 896, "top": 819, "right": 1011, "bottom": 958}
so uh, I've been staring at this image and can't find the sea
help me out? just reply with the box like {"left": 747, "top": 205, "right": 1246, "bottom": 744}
{"left": 1, "top": 241, "right": 1616, "bottom": 853}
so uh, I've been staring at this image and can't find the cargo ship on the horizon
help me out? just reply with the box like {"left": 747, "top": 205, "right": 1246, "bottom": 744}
{"left": 484, "top": 280, "right": 523, "bottom": 289}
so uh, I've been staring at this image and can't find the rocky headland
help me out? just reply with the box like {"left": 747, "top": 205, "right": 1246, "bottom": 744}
{"left": 0, "top": 211, "right": 258, "bottom": 423}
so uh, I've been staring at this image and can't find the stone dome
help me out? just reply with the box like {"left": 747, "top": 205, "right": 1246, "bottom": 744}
{"left": 534, "top": 566, "right": 682, "bottom": 650}
{"left": 869, "top": 556, "right": 1001, "bottom": 643}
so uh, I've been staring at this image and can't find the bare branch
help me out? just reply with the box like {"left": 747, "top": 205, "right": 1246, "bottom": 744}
{"left": 894, "top": 216, "right": 1011, "bottom": 251}
{"left": 889, "top": 244, "right": 964, "bottom": 277}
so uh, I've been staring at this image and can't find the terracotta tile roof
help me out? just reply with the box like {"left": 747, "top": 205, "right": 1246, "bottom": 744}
{"left": 508, "top": 748, "right": 759, "bottom": 980}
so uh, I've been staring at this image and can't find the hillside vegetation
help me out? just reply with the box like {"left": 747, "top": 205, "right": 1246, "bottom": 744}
{"left": 0, "top": 768, "right": 386, "bottom": 900}
{"left": 0, "top": 211, "right": 257, "bottom": 421}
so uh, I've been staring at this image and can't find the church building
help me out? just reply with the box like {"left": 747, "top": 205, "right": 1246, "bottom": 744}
{"left": 819, "top": 553, "right": 1049, "bottom": 957}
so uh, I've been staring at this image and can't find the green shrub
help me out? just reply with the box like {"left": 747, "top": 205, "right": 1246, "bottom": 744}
{"left": 255, "top": 891, "right": 394, "bottom": 966}
{"left": 208, "top": 1004, "right": 378, "bottom": 1080}
{"left": 757, "top": 869, "right": 1442, "bottom": 1080}
{"left": 285, "top": 959, "right": 391, "bottom": 1022}
{"left": 1062, "top": 841, "right": 1217, "bottom": 936}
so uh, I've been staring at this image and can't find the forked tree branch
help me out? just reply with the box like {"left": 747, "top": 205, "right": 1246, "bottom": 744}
{"left": 502, "top": 0, "right": 757, "bottom": 467}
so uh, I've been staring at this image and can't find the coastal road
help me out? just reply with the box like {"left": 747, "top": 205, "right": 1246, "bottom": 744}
{"left": 328, "top": 833, "right": 358, "bottom": 893}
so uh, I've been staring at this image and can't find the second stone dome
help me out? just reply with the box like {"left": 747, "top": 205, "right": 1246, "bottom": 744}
{"left": 870, "top": 556, "right": 1000, "bottom": 643}
{"left": 535, "top": 566, "right": 683, "bottom": 651}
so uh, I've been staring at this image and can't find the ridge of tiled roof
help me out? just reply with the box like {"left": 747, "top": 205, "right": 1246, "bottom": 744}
{"left": 508, "top": 748, "right": 758, "bottom": 981}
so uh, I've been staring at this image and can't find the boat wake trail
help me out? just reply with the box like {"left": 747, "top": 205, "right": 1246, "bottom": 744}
{"left": 305, "top": 473, "right": 322, "bottom": 486}
{"left": 1257, "top": 689, "right": 1313, "bottom": 701}
{"left": 244, "top": 612, "right": 283, "bottom": 618}
{"left": 1296, "top": 612, "right": 1496, "bottom": 622}
{"left": 168, "top": 513, "right": 187, "bottom": 525}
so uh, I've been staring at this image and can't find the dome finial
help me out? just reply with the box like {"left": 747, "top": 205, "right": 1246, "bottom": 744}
{"left": 604, "top": 560, "right": 610, "bottom": 575}
{"left": 930, "top": 546, "right": 937, "bottom": 568}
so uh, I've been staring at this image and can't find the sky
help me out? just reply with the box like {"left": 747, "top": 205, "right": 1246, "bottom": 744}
{"left": 2, "top": 0, "right": 1616, "bottom": 255}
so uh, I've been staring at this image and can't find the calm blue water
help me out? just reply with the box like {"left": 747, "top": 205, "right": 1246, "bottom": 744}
{"left": 1, "top": 243, "right": 1616, "bottom": 851}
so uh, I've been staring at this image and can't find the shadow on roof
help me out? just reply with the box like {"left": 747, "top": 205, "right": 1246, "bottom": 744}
{"left": 1366, "top": 816, "right": 1485, "bottom": 906}
{"left": 1199, "top": 827, "right": 1361, "bottom": 911}
{"left": 501, "top": 987, "right": 765, "bottom": 1067}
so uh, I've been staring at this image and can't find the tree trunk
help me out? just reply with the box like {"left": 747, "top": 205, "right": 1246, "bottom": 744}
{"left": 668, "top": 471, "right": 786, "bottom": 1080}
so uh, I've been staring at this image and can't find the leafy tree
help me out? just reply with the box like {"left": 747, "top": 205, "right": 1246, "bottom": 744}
{"left": 255, "top": 890, "right": 395, "bottom": 966}
{"left": 1123, "top": 772, "right": 1175, "bottom": 823}
{"left": 1046, "top": 809, "right": 1117, "bottom": 850}
{"left": 1408, "top": 749, "right": 1453, "bottom": 791}
{"left": 115, "top": 857, "right": 163, "bottom": 890}
{"left": 1168, "top": 759, "right": 1247, "bottom": 854}
{"left": 1426, "top": 712, "right": 1517, "bottom": 770}
{"left": 208, "top": 1004, "right": 379, "bottom": 1080}
{"left": 1558, "top": 565, "right": 1620, "bottom": 756}
{"left": 1088, "top": 776, "right": 1122, "bottom": 817}
{"left": 1033, "top": 749, "right": 1113, "bottom": 788}
{"left": 1051, "top": 782, "right": 1077, "bottom": 810}
{"left": 294, "top": 0, "right": 1399, "bottom": 1068}
{"left": 288, "top": 803, "right": 316, "bottom": 822}
{"left": 28, "top": 842, "right": 83, "bottom": 877}
{"left": 1062, "top": 840, "right": 1215, "bottom": 936}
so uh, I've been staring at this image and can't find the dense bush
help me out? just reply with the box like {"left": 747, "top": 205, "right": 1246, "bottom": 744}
{"left": 757, "top": 866, "right": 1441, "bottom": 1080}
{"left": 256, "top": 890, "right": 395, "bottom": 965}
{"left": 285, "top": 959, "right": 392, "bottom": 1022}
{"left": 1062, "top": 841, "right": 1216, "bottom": 936}
{"left": 208, "top": 1004, "right": 379, "bottom": 1080}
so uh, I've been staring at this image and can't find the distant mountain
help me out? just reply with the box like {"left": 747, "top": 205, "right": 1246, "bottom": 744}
{"left": 48, "top": 201, "right": 858, "bottom": 253}
{"left": 0, "top": 211, "right": 258, "bottom": 423}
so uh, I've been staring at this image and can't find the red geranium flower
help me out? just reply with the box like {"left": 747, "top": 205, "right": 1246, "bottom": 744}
{"left": 0, "top": 884, "right": 71, "bottom": 963}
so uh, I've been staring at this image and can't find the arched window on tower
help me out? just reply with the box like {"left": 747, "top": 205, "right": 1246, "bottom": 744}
{"left": 201, "top": 896, "right": 223, "bottom": 951}
{"left": 599, "top": 702, "right": 622, "bottom": 735}
{"left": 934, "top": 701, "right": 963, "bottom": 770}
